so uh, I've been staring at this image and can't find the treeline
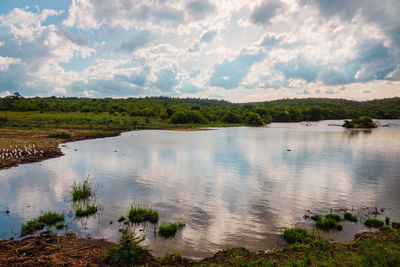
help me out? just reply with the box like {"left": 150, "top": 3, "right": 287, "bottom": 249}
{"left": 1, "top": 95, "right": 399, "bottom": 125}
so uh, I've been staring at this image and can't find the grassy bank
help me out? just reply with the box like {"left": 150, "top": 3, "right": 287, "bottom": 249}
{"left": 1, "top": 228, "right": 399, "bottom": 266}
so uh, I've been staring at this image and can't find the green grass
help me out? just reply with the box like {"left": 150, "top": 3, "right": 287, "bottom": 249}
{"left": 315, "top": 218, "right": 341, "bottom": 230}
{"left": 365, "top": 218, "right": 385, "bottom": 228}
{"left": 55, "top": 222, "right": 65, "bottom": 230}
{"left": 103, "top": 228, "right": 150, "bottom": 265}
{"left": 392, "top": 222, "right": 400, "bottom": 229}
{"left": 48, "top": 132, "right": 71, "bottom": 138}
{"left": 37, "top": 212, "right": 64, "bottom": 226}
{"left": 158, "top": 221, "right": 185, "bottom": 238}
{"left": 325, "top": 213, "right": 342, "bottom": 222}
{"left": 283, "top": 228, "right": 315, "bottom": 244}
{"left": 21, "top": 219, "right": 45, "bottom": 236}
{"left": 74, "top": 202, "right": 99, "bottom": 218}
{"left": 127, "top": 204, "right": 159, "bottom": 224}
{"left": 72, "top": 178, "right": 92, "bottom": 202}
{"left": 344, "top": 212, "right": 358, "bottom": 222}
{"left": 118, "top": 216, "right": 126, "bottom": 223}
{"left": 311, "top": 215, "right": 321, "bottom": 221}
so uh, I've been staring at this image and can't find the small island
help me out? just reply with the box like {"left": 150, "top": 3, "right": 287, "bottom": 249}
{"left": 342, "top": 116, "right": 378, "bottom": 129}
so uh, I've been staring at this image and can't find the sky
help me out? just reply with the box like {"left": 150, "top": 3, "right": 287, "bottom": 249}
{"left": 0, "top": 0, "right": 399, "bottom": 102}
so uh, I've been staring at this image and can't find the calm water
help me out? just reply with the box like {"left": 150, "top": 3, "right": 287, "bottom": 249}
{"left": 1, "top": 120, "right": 400, "bottom": 258}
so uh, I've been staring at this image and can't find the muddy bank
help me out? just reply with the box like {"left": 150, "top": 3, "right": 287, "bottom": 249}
{"left": 1, "top": 229, "right": 399, "bottom": 266}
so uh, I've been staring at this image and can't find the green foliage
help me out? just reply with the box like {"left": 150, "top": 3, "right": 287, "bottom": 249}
{"left": 325, "top": 213, "right": 342, "bottom": 222}
{"left": 21, "top": 219, "right": 45, "bottom": 236}
{"left": 55, "top": 222, "right": 65, "bottom": 230}
{"left": 159, "top": 252, "right": 188, "bottom": 265}
{"left": 72, "top": 178, "right": 92, "bottom": 202}
{"left": 245, "top": 112, "right": 264, "bottom": 126}
{"left": 159, "top": 221, "right": 185, "bottom": 238}
{"left": 37, "top": 212, "right": 64, "bottom": 226}
{"left": 344, "top": 212, "right": 358, "bottom": 222}
{"left": 118, "top": 216, "right": 126, "bottom": 223}
{"left": 103, "top": 228, "right": 150, "bottom": 265}
{"left": 48, "top": 132, "right": 71, "bottom": 138}
{"left": 127, "top": 204, "right": 159, "bottom": 224}
{"left": 386, "top": 217, "right": 391, "bottom": 225}
{"left": 392, "top": 222, "right": 400, "bottom": 229}
{"left": 221, "top": 112, "right": 241, "bottom": 123}
{"left": 315, "top": 218, "right": 339, "bottom": 230}
{"left": 343, "top": 116, "right": 378, "bottom": 128}
{"left": 365, "top": 218, "right": 385, "bottom": 228}
{"left": 74, "top": 202, "right": 99, "bottom": 218}
{"left": 283, "top": 228, "right": 314, "bottom": 244}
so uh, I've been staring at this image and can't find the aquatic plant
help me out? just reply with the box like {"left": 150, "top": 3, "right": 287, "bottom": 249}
{"left": 158, "top": 221, "right": 185, "bottom": 238}
{"left": 74, "top": 202, "right": 99, "bottom": 218}
{"left": 38, "top": 212, "right": 64, "bottom": 226}
{"left": 325, "top": 213, "right": 342, "bottom": 222}
{"left": 103, "top": 228, "right": 150, "bottom": 265}
{"left": 127, "top": 204, "right": 159, "bottom": 224}
{"left": 344, "top": 212, "right": 358, "bottom": 222}
{"left": 342, "top": 116, "right": 377, "bottom": 129}
{"left": 315, "top": 218, "right": 339, "bottom": 230}
{"left": 311, "top": 215, "right": 321, "bottom": 221}
{"left": 21, "top": 219, "right": 45, "bottom": 236}
{"left": 55, "top": 222, "right": 65, "bottom": 230}
{"left": 392, "top": 222, "right": 400, "bottom": 229}
{"left": 283, "top": 228, "right": 314, "bottom": 244}
{"left": 72, "top": 177, "right": 92, "bottom": 202}
{"left": 365, "top": 218, "right": 384, "bottom": 228}
{"left": 118, "top": 216, "right": 126, "bottom": 223}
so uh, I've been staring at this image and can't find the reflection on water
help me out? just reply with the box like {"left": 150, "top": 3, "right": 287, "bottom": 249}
{"left": 1, "top": 120, "right": 400, "bottom": 257}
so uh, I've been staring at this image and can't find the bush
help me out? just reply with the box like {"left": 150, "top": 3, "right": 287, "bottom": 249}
{"left": 365, "top": 218, "right": 384, "bottom": 228}
{"left": 221, "top": 112, "right": 241, "bottom": 123}
{"left": 48, "top": 132, "right": 71, "bottom": 138}
{"left": 344, "top": 212, "right": 358, "bottom": 222}
{"left": 315, "top": 218, "right": 339, "bottom": 230}
{"left": 246, "top": 112, "right": 263, "bottom": 126}
{"left": 103, "top": 228, "right": 150, "bottom": 265}
{"left": 392, "top": 222, "right": 400, "bottom": 229}
{"left": 284, "top": 228, "right": 314, "bottom": 244}
{"left": 343, "top": 116, "right": 377, "bottom": 128}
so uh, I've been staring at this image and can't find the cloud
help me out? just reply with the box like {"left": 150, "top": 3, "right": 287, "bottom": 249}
{"left": 250, "top": 0, "right": 282, "bottom": 26}
{"left": 116, "top": 30, "right": 153, "bottom": 53}
{"left": 209, "top": 49, "right": 265, "bottom": 89}
{"left": 200, "top": 30, "right": 217, "bottom": 43}
{"left": 59, "top": 28, "right": 90, "bottom": 46}
{"left": 186, "top": 0, "right": 215, "bottom": 20}
{"left": 155, "top": 66, "right": 178, "bottom": 92}
{"left": 0, "top": 56, "right": 22, "bottom": 71}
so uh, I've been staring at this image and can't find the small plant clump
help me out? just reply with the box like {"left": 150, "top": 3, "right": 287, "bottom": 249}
{"left": 158, "top": 221, "right": 185, "bottom": 238}
{"left": 72, "top": 178, "right": 92, "bottom": 202}
{"left": 325, "top": 213, "right": 342, "bottom": 222}
{"left": 48, "top": 132, "right": 71, "bottom": 139}
{"left": 128, "top": 204, "right": 159, "bottom": 224}
{"left": 118, "top": 216, "right": 126, "bottom": 223}
{"left": 74, "top": 202, "right": 99, "bottom": 218}
{"left": 344, "top": 212, "right": 358, "bottom": 222}
{"left": 315, "top": 218, "right": 340, "bottom": 231}
{"left": 55, "top": 222, "right": 65, "bottom": 230}
{"left": 283, "top": 228, "right": 315, "bottom": 244}
{"left": 385, "top": 217, "right": 391, "bottom": 225}
{"left": 342, "top": 116, "right": 377, "bottom": 129}
{"left": 392, "top": 222, "right": 400, "bottom": 229}
{"left": 103, "top": 228, "right": 151, "bottom": 265}
{"left": 21, "top": 219, "right": 45, "bottom": 236}
{"left": 37, "top": 212, "right": 64, "bottom": 226}
{"left": 365, "top": 218, "right": 384, "bottom": 228}
{"left": 311, "top": 215, "right": 321, "bottom": 221}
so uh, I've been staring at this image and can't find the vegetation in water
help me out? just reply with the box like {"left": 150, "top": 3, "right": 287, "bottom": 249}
{"left": 48, "top": 132, "right": 71, "bottom": 139}
{"left": 344, "top": 212, "right": 358, "bottom": 222}
{"left": 127, "top": 204, "right": 159, "bottom": 224}
{"left": 118, "top": 216, "right": 126, "bottom": 223}
{"left": 72, "top": 177, "right": 92, "bottom": 202}
{"left": 315, "top": 217, "right": 341, "bottom": 231}
{"left": 21, "top": 219, "right": 45, "bottom": 236}
{"left": 37, "top": 212, "right": 64, "bottom": 226}
{"left": 325, "top": 213, "right": 342, "bottom": 222}
{"left": 343, "top": 116, "right": 378, "bottom": 128}
{"left": 283, "top": 227, "right": 315, "bottom": 244}
{"left": 102, "top": 228, "right": 150, "bottom": 265}
{"left": 158, "top": 221, "right": 185, "bottom": 238}
{"left": 74, "top": 202, "right": 99, "bottom": 218}
{"left": 365, "top": 218, "right": 385, "bottom": 228}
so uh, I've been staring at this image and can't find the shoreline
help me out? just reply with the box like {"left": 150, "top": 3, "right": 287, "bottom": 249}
{"left": 1, "top": 229, "right": 398, "bottom": 266}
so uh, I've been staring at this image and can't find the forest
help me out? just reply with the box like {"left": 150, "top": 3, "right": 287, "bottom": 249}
{"left": 0, "top": 95, "right": 399, "bottom": 127}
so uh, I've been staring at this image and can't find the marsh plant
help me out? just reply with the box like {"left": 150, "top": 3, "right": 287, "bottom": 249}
{"left": 344, "top": 212, "right": 358, "bottom": 222}
{"left": 20, "top": 211, "right": 65, "bottom": 236}
{"left": 158, "top": 220, "right": 185, "bottom": 238}
{"left": 72, "top": 176, "right": 93, "bottom": 202}
{"left": 73, "top": 202, "right": 100, "bottom": 218}
{"left": 128, "top": 204, "right": 159, "bottom": 224}
{"left": 283, "top": 228, "right": 315, "bottom": 244}
{"left": 365, "top": 218, "right": 384, "bottom": 228}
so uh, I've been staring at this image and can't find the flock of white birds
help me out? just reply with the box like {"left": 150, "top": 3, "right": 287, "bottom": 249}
{"left": 0, "top": 144, "right": 44, "bottom": 160}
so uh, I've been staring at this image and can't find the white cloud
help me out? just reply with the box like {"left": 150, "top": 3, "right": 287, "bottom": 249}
{"left": 0, "top": 56, "right": 21, "bottom": 71}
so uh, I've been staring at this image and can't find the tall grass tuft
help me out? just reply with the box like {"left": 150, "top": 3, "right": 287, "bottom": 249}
{"left": 325, "top": 213, "right": 342, "bottom": 222}
{"left": 365, "top": 218, "right": 384, "bottom": 228}
{"left": 72, "top": 177, "right": 92, "bottom": 202}
{"left": 21, "top": 219, "right": 45, "bottom": 236}
{"left": 37, "top": 212, "right": 64, "bottom": 225}
{"left": 158, "top": 220, "right": 186, "bottom": 238}
{"left": 284, "top": 228, "right": 315, "bottom": 244}
{"left": 128, "top": 204, "right": 159, "bottom": 224}
{"left": 74, "top": 202, "right": 99, "bottom": 218}
{"left": 103, "top": 228, "right": 150, "bottom": 265}
{"left": 48, "top": 132, "right": 71, "bottom": 139}
{"left": 344, "top": 212, "right": 358, "bottom": 222}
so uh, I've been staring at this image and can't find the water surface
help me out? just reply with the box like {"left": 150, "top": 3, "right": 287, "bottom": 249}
{"left": 1, "top": 120, "right": 400, "bottom": 258}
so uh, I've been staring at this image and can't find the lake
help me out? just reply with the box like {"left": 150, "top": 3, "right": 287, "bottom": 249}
{"left": 1, "top": 120, "right": 400, "bottom": 258}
